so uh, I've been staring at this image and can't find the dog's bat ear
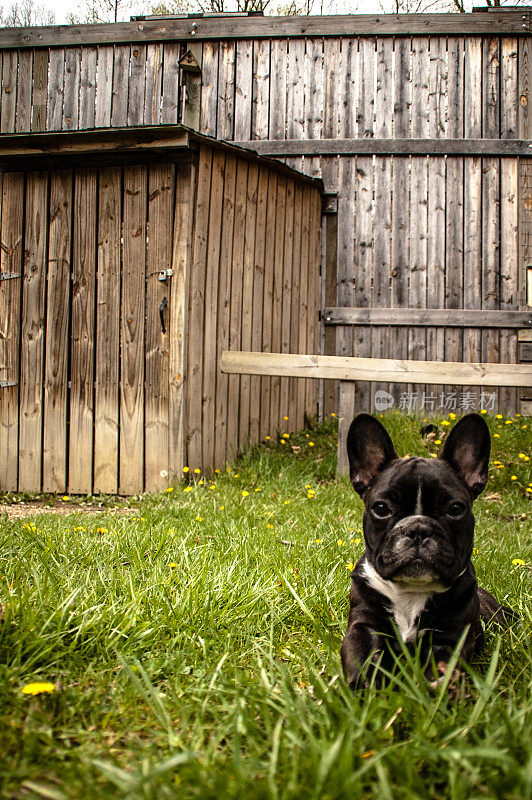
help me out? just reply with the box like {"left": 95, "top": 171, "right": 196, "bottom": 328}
{"left": 439, "top": 413, "right": 491, "bottom": 498}
{"left": 347, "top": 414, "right": 398, "bottom": 495}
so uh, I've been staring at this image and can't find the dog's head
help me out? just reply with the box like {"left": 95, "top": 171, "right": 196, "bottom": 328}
{"left": 347, "top": 413, "right": 490, "bottom": 588}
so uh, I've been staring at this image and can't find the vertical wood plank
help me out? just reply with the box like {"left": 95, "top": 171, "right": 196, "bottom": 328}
{"left": 1, "top": 50, "right": 18, "bottom": 133}
{"left": 239, "top": 162, "right": 259, "bottom": 451}
{"left": 252, "top": 39, "right": 270, "bottom": 140}
{"left": 15, "top": 50, "right": 32, "bottom": 132}
{"left": 127, "top": 44, "right": 147, "bottom": 126}
{"left": 353, "top": 155, "right": 373, "bottom": 412}
{"left": 200, "top": 42, "right": 219, "bottom": 136}
{"left": 305, "top": 38, "right": 324, "bottom": 141}
{"left": 289, "top": 181, "right": 303, "bottom": 428}
{"left": 0, "top": 172, "right": 23, "bottom": 490}
{"left": 32, "top": 49, "right": 48, "bottom": 132}
{"left": 47, "top": 48, "right": 65, "bottom": 132}
{"left": 279, "top": 176, "right": 294, "bottom": 427}
{"left": 144, "top": 43, "right": 163, "bottom": 126}
{"left": 62, "top": 47, "right": 81, "bottom": 130}
{"left": 339, "top": 37, "right": 357, "bottom": 139}
{"left": 234, "top": 40, "right": 253, "bottom": 141}
{"left": 95, "top": 46, "right": 113, "bottom": 128}
{"left": 260, "top": 171, "right": 277, "bottom": 442}
{"left": 296, "top": 182, "right": 310, "bottom": 429}
{"left": 110, "top": 45, "right": 129, "bottom": 128}
{"left": 43, "top": 169, "right": 72, "bottom": 493}
{"left": 214, "top": 155, "right": 237, "bottom": 468}
{"left": 169, "top": 161, "right": 195, "bottom": 480}
{"left": 145, "top": 163, "right": 174, "bottom": 492}
{"left": 202, "top": 151, "right": 225, "bottom": 471}
{"left": 357, "top": 37, "right": 375, "bottom": 138}
{"left": 269, "top": 39, "right": 287, "bottom": 140}
{"left": 226, "top": 158, "right": 248, "bottom": 461}
{"left": 79, "top": 47, "right": 97, "bottom": 130}
{"left": 269, "top": 174, "right": 286, "bottom": 434}
{"left": 217, "top": 40, "right": 235, "bottom": 140}
{"left": 19, "top": 172, "right": 48, "bottom": 491}
{"left": 94, "top": 166, "right": 121, "bottom": 494}
{"left": 306, "top": 187, "right": 321, "bottom": 419}
{"left": 186, "top": 147, "right": 212, "bottom": 470}
{"left": 161, "top": 42, "right": 180, "bottom": 125}
{"left": 120, "top": 164, "right": 147, "bottom": 495}
{"left": 337, "top": 380, "right": 355, "bottom": 475}
{"left": 249, "top": 166, "right": 268, "bottom": 441}
{"left": 69, "top": 168, "right": 97, "bottom": 494}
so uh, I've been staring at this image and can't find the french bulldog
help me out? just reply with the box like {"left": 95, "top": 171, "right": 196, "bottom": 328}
{"left": 341, "top": 412, "right": 515, "bottom": 689}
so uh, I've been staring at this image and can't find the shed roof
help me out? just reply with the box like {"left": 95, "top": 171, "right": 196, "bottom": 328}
{"left": 0, "top": 124, "right": 324, "bottom": 191}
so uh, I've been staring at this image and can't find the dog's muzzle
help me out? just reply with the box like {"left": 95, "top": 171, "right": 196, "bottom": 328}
{"left": 381, "top": 515, "right": 454, "bottom": 582}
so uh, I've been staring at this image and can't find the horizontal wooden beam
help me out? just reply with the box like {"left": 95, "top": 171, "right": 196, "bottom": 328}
{"left": 221, "top": 351, "right": 532, "bottom": 388}
{"left": 323, "top": 307, "right": 532, "bottom": 328}
{"left": 0, "top": 12, "right": 529, "bottom": 49}
{"left": 235, "top": 138, "right": 532, "bottom": 158}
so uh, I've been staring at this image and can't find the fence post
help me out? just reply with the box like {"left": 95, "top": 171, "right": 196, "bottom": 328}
{"left": 337, "top": 380, "right": 355, "bottom": 476}
{"left": 321, "top": 193, "right": 338, "bottom": 420}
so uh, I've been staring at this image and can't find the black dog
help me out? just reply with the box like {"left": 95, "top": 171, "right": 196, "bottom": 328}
{"left": 341, "top": 413, "right": 515, "bottom": 689}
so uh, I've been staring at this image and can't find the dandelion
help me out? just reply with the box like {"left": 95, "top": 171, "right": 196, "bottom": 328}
{"left": 183, "top": 466, "right": 190, "bottom": 473}
{"left": 331, "top": 412, "right": 336, "bottom": 418}
{"left": 472, "top": 547, "right": 479, "bottom": 555}
{"left": 449, "top": 413, "right": 456, "bottom": 420}
{"left": 265, "top": 436, "right": 271, "bottom": 441}
{"left": 280, "top": 439, "right": 286, "bottom": 444}
{"left": 183, "top": 486, "right": 193, "bottom": 493}
{"left": 494, "top": 433, "right": 500, "bottom": 438}
{"left": 480, "top": 409, "right": 487, "bottom": 414}
{"left": 220, "top": 505, "right": 225, "bottom": 510}
{"left": 234, "top": 474, "right": 240, "bottom": 479}
{"left": 242, "top": 490, "right": 249, "bottom": 497}
{"left": 305, "top": 434, "right": 310, "bottom": 438}
{"left": 430, "top": 453, "right": 438, "bottom": 458}
{"left": 282, "top": 433, "right": 289, "bottom": 439}
{"left": 434, "top": 439, "right": 441, "bottom": 445}
{"left": 195, "top": 516, "right": 203, "bottom": 522}
{"left": 354, "top": 538, "right": 361, "bottom": 545}
{"left": 523, "top": 425, "right": 528, "bottom": 429}
{"left": 309, "top": 441, "right": 315, "bottom": 447}
{"left": 314, "top": 538, "right": 323, "bottom": 544}
{"left": 267, "top": 524, "right": 274, "bottom": 529}
{"left": 511, "top": 475, "right": 517, "bottom": 481}
{"left": 23, "top": 523, "right": 36, "bottom": 532}
{"left": 96, "top": 527, "right": 108, "bottom": 534}
{"left": 346, "top": 562, "right": 356, "bottom": 570}
{"left": 337, "top": 539, "right": 346, "bottom": 547}
{"left": 73, "top": 525, "right": 85, "bottom": 532}
{"left": 441, "top": 421, "right": 450, "bottom": 426}
{"left": 215, "top": 469, "right": 221, "bottom": 474}
{"left": 512, "top": 558, "right": 525, "bottom": 566}
{"left": 525, "top": 456, "right": 530, "bottom": 462}
{"left": 307, "top": 493, "right": 314, "bottom": 499}
{"left": 62, "top": 495, "right": 70, "bottom": 501}
{"left": 194, "top": 468, "right": 201, "bottom": 475}
{"left": 526, "top": 488, "right": 532, "bottom": 494}
{"left": 21, "top": 682, "right": 55, "bottom": 696}
{"left": 496, "top": 414, "right": 503, "bottom": 419}
{"left": 169, "top": 562, "right": 178, "bottom": 569}
{"left": 505, "top": 420, "right": 512, "bottom": 425}
{"left": 209, "top": 484, "right": 215, "bottom": 490}
{"left": 254, "top": 488, "right": 261, "bottom": 492}
{"left": 165, "top": 486, "right": 174, "bottom": 493}
{"left": 283, "top": 416, "right": 289, "bottom": 421}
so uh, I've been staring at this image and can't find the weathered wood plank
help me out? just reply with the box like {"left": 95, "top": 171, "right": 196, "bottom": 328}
{"left": 323, "top": 307, "right": 532, "bottom": 327}
{"left": 18, "top": 171, "right": 48, "bottom": 491}
{"left": 95, "top": 45, "right": 113, "bottom": 128}
{"left": 161, "top": 42, "right": 179, "bottom": 124}
{"left": 94, "top": 166, "right": 121, "bottom": 494}
{"left": 249, "top": 165, "right": 268, "bottom": 440}
{"left": 307, "top": 187, "right": 321, "bottom": 418}
{"left": 62, "top": 47, "right": 81, "bottom": 130}
{"left": 181, "top": 42, "right": 202, "bottom": 130}
{"left": 289, "top": 181, "right": 303, "bottom": 427}
{"left": 46, "top": 48, "right": 65, "bottom": 131}
{"left": 127, "top": 44, "right": 147, "bottom": 126}
{"left": 260, "top": 171, "right": 277, "bottom": 441}
{"left": 186, "top": 146, "right": 212, "bottom": 470}
{"left": 1, "top": 13, "right": 530, "bottom": 50}
{"left": 217, "top": 40, "right": 235, "bottom": 140}
{"left": 199, "top": 41, "right": 218, "bottom": 136}
{"left": 500, "top": 157, "right": 519, "bottom": 413}
{"left": 15, "top": 49, "right": 32, "bottom": 132}
{"left": 251, "top": 38, "right": 269, "bottom": 140}
{"left": 234, "top": 39, "right": 252, "bottom": 141}
{"left": 353, "top": 155, "right": 373, "bottom": 411}
{"left": 202, "top": 150, "right": 225, "bottom": 471}
{"left": 79, "top": 46, "right": 97, "bottom": 129}
{"left": 1, "top": 50, "right": 17, "bottom": 133}
{"left": 31, "top": 48, "right": 48, "bottom": 131}
{"left": 269, "top": 173, "right": 286, "bottom": 433}
{"left": 213, "top": 155, "right": 237, "bottom": 468}
{"left": 269, "top": 39, "right": 287, "bottom": 140}
{"left": 145, "top": 163, "right": 174, "bottom": 492}
{"left": 338, "top": 380, "right": 355, "bottom": 475}
{"left": 110, "top": 44, "right": 129, "bottom": 127}
{"left": 169, "top": 160, "right": 195, "bottom": 480}
{"left": 278, "top": 175, "right": 294, "bottom": 427}
{"left": 0, "top": 171, "right": 23, "bottom": 490}
{"left": 221, "top": 350, "right": 532, "bottom": 388}
{"left": 357, "top": 37, "right": 375, "bottom": 138}
{"left": 296, "top": 182, "right": 310, "bottom": 429}
{"left": 43, "top": 169, "right": 72, "bottom": 492}
{"left": 69, "top": 168, "right": 97, "bottom": 494}
{"left": 239, "top": 161, "right": 259, "bottom": 450}
{"left": 120, "top": 165, "right": 147, "bottom": 495}
{"left": 143, "top": 43, "right": 162, "bottom": 125}
{"left": 226, "top": 158, "right": 248, "bottom": 460}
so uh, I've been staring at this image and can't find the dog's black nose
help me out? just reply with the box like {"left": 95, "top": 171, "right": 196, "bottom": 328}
{"left": 403, "top": 523, "right": 433, "bottom": 541}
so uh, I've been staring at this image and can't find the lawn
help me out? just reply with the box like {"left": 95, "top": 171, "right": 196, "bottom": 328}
{"left": 0, "top": 412, "right": 530, "bottom": 800}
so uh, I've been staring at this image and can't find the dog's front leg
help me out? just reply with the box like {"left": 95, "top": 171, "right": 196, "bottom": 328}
{"left": 341, "top": 622, "right": 385, "bottom": 690}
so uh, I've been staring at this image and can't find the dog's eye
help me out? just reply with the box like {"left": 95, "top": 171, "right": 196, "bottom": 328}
{"left": 447, "top": 501, "right": 466, "bottom": 518}
{"left": 371, "top": 501, "right": 392, "bottom": 519}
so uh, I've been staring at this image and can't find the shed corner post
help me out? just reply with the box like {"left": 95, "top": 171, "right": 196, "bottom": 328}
{"left": 180, "top": 42, "right": 203, "bottom": 131}
{"left": 337, "top": 380, "right": 355, "bottom": 477}
{"left": 320, "top": 192, "right": 338, "bottom": 421}
{"left": 169, "top": 157, "right": 197, "bottom": 482}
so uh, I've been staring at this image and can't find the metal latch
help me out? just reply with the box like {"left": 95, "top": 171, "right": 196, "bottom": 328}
{"left": 158, "top": 269, "right": 173, "bottom": 283}
{"left": 0, "top": 272, "right": 21, "bottom": 281}
{"left": 0, "top": 380, "right": 17, "bottom": 388}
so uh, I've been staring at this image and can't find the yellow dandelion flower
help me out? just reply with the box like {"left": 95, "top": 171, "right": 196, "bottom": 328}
{"left": 307, "top": 493, "right": 314, "bottom": 499}
{"left": 512, "top": 558, "right": 525, "bottom": 566}
{"left": 305, "top": 433, "right": 310, "bottom": 438}
{"left": 254, "top": 487, "right": 261, "bottom": 492}
{"left": 62, "top": 495, "right": 70, "bottom": 501}
{"left": 434, "top": 440, "right": 441, "bottom": 445}
{"left": 242, "top": 490, "right": 249, "bottom": 497}
{"left": 283, "top": 416, "right": 289, "bottom": 421}
{"left": 96, "top": 527, "right": 108, "bottom": 534}
{"left": 183, "top": 466, "right": 190, "bottom": 473}
{"left": 314, "top": 538, "right": 323, "bottom": 544}
{"left": 194, "top": 468, "right": 201, "bottom": 475}
{"left": 494, "top": 433, "right": 500, "bottom": 438}
{"left": 518, "top": 454, "right": 526, "bottom": 459}
{"left": 431, "top": 453, "right": 438, "bottom": 458}
{"left": 265, "top": 436, "right": 271, "bottom": 441}
{"left": 449, "top": 413, "right": 456, "bottom": 420}
{"left": 354, "top": 538, "right": 361, "bottom": 545}
{"left": 215, "top": 469, "right": 221, "bottom": 474}
{"left": 505, "top": 420, "right": 512, "bottom": 425}
{"left": 480, "top": 409, "right": 487, "bottom": 414}
{"left": 23, "top": 523, "right": 37, "bottom": 532}
{"left": 282, "top": 433, "right": 289, "bottom": 438}
{"left": 526, "top": 487, "right": 532, "bottom": 493}
{"left": 346, "top": 562, "right": 356, "bottom": 570}
{"left": 183, "top": 486, "right": 192, "bottom": 492}
{"left": 525, "top": 456, "right": 530, "bottom": 462}
{"left": 331, "top": 412, "right": 336, "bottom": 418}
{"left": 220, "top": 505, "right": 225, "bottom": 510}
{"left": 523, "top": 425, "right": 528, "bottom": 429}
{"left": 169, "top": 562, "right": 178, "bottom": 569}
{"left": 496, "top": 414, "right": 503, "bottom": 419}
{"left": 195, "top": 516, "right": 203, "bottom": 522}
{"left": 234, "top": 474, "right": 240, "bottom": 479}
{"left": 280, "top": 439, "right": 286, "bottom": 444}
{"left": 511, "top": 475, "right": 517, "bottom": 481}
{"left": 309, "top": 441, "right": 315, "bottom": 447}
{"left": 21, "top": 682, "right": 55, "bottom": 696}
{"left": 267, "top": 524, "right": 274, "bottom": 529}
{"left": 472, "top": 547, "right": 479, "bottom": 555}
{"left": 166, "top": 486, "right": 174, "bottom": 493}
{"left": 209, "top": 485, "right": 215, "bottom": 490}
{"left": 337, "top": 539, "right": 346, "bottom": 547}
{"left": 441, "top": 421, "right": 450, "bottom": 426}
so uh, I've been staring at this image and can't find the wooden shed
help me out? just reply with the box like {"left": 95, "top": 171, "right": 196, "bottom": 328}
{"left": 0, "top": 126, "right": 323, "bottom": 494}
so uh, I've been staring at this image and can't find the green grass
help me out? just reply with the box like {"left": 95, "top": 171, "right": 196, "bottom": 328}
{"left": 0, "top": 412, "right": 530, "bottom": 800}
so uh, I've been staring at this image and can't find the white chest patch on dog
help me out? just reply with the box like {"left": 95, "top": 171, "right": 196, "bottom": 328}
{"left": 362, "top": 561, "right": 441, "bottom": 643}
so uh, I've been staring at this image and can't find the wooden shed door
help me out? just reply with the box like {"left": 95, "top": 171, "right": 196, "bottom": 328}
{"left": 0, "top": 163, "right": 180, "bottom": 495}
